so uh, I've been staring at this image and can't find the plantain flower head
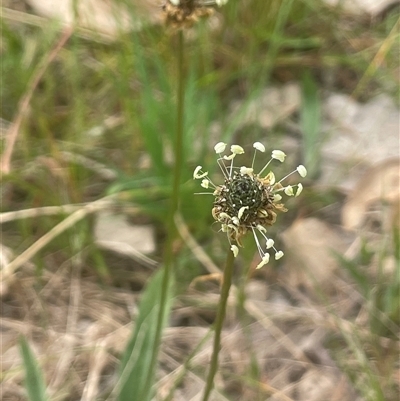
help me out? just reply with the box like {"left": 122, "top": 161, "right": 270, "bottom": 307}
{"left": 193, "top": 142, "right": 306, "bottom": 268}
{"left": 162, "top": 0, "right": 229, "bottom": 29}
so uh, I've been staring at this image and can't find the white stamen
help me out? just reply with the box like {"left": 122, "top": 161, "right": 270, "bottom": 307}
{"left": 295, "top": 183, "right": 303, "bottom": 197}
{"left": 193, "top": 166, "right": 208, "bottom": 179}
{"left": 284, "top": 185, "right": 294, "bottom": 196}
{"left": 251, "top": 227, "right": 264, "bottom": 256}
{"left": 214, "top": 142, "right": 227, "bottom": 154}
{"left": 225, "top": 146, "right": 244, "bottom": 177}
{"left": 266, "top": 171, "right": 275, "bottom": 185}
{"left": 258, "top": 158, "right": 273, "bottom": 176}
{"left": 217, "top": 157, "right": 229, "bottom": 179}
{"left": 223, "top": 153, "right": 236, "bottom": 161}
{"left": 297, "top": 165, "right": 307, "bottom": 177}
{"left": 231, "top": 244, "right": 239, "bottom": 257}
{"left": 232, "top": 217, "right": 240, "bottom": 225}
{"left": 201, "top": 179, "right": 209, "bottom": 189}
{"left": 275, "top": 251, "right": 284, "bottom": 260}
{"left": 227, "top": 224, "right": 239, "bottom": 236}
{"left": 240, "top": 166, "right": 253, "bottom": 175}
{"left": 238, "top": 206, "right": 249, "bottom": 220}
{"left": 231, "top": 145, "right": 244, "bottom": 155}
{"left": 256, "top": 225, "right": 267, "bottom": 233}
{"left": 271, "top": 150, "right": 286, "bottom": 162}
{"left": 253, "top": 142, "right": 265, "bottom": 152}
{"left": 266, "top": 239, "right": 274, "bottom": 249}
{"left": 256, "top": 254, "right": 270, "bottom": 269}
{"left": 277, "top": 169, "right": 297, "bottom": 184}
{"left": 218, "top": 212, "right": 231, "bottom": 220}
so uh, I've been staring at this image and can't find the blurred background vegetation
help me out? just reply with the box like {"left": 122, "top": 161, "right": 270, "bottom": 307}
{"left": 1, "top": 1, "right": 399, "bottom": 400}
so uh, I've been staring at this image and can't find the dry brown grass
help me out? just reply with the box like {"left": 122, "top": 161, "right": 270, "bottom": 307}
{"left": 2, "top": 208, "right": 388, "bottom": 401}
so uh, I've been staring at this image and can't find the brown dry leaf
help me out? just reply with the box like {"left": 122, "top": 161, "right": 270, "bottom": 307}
{"left": 0, "top": 245, "right": 14, "bottom": 296}
{"left": 230, "top": 82, "right": 301, "bottom": 131}
{"left": 0, "top": 244, "right": 13, "bottom": 270}
{"left": 342, "top": 158, "right": 400, "bottom": 230}
{"left": 94, "top": 211, "right": 156, "bottom": 264}
{"left": 320, "top": 93, "right": 399, "bottom": 192}
{"left": 280, "top": 218, "right": 348, "bottom": 294}
{"left": 296, "top": 369, "right": 356, "bottom": 401}
{"left": 323, "top": 0, "right": 398, "bottom": 16}
{"left": 26, "top": 0, "right": 161, "bottom": 40}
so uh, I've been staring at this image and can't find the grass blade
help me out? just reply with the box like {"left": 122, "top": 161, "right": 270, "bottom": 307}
{"left": 118, "top": 267, "right": 174, "bottom": 401}
{"left": 19, "top": 336, "right": 48, "bottom": 401}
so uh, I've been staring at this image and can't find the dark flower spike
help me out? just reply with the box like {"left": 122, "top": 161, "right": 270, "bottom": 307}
{"left": 194, "top": 142, "right": 307, "bottom": 268}
{"left": 163, "top": 0, "right": 228, "bottom": 29}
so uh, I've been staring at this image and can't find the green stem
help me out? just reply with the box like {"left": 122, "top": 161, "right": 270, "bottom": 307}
{"left": 202, "top": 247, "right": 235, "bottom": 401}
{"left": 174, "top": 30, "right": 185, "bottom": 204}
{"left": 145, "top": 30, "right": 185, "bottom": 397}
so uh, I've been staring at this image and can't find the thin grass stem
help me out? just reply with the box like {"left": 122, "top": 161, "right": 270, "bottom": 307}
{"left": 144, "top": 30, "right": 186, "bottom": 396}
{"left": 202, "top": 247, "right": 235, "bottom": 401}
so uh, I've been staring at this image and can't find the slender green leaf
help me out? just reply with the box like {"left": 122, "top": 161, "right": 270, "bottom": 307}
{"left": 118, "top": 267, "right": 174, "bottom": 401}
{"left": 19, "top": 337, "right": 48, "bottom": 401}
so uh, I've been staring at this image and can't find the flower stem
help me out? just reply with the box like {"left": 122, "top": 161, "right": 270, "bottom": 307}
{"left": 202, "top": 247, "right": 235, "bottom": 401}
{"left": 145, "top": 30, "right": 185, "bottom": 394}
{"left": 174, "top": 30, "right": 185, "bottom": 201}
